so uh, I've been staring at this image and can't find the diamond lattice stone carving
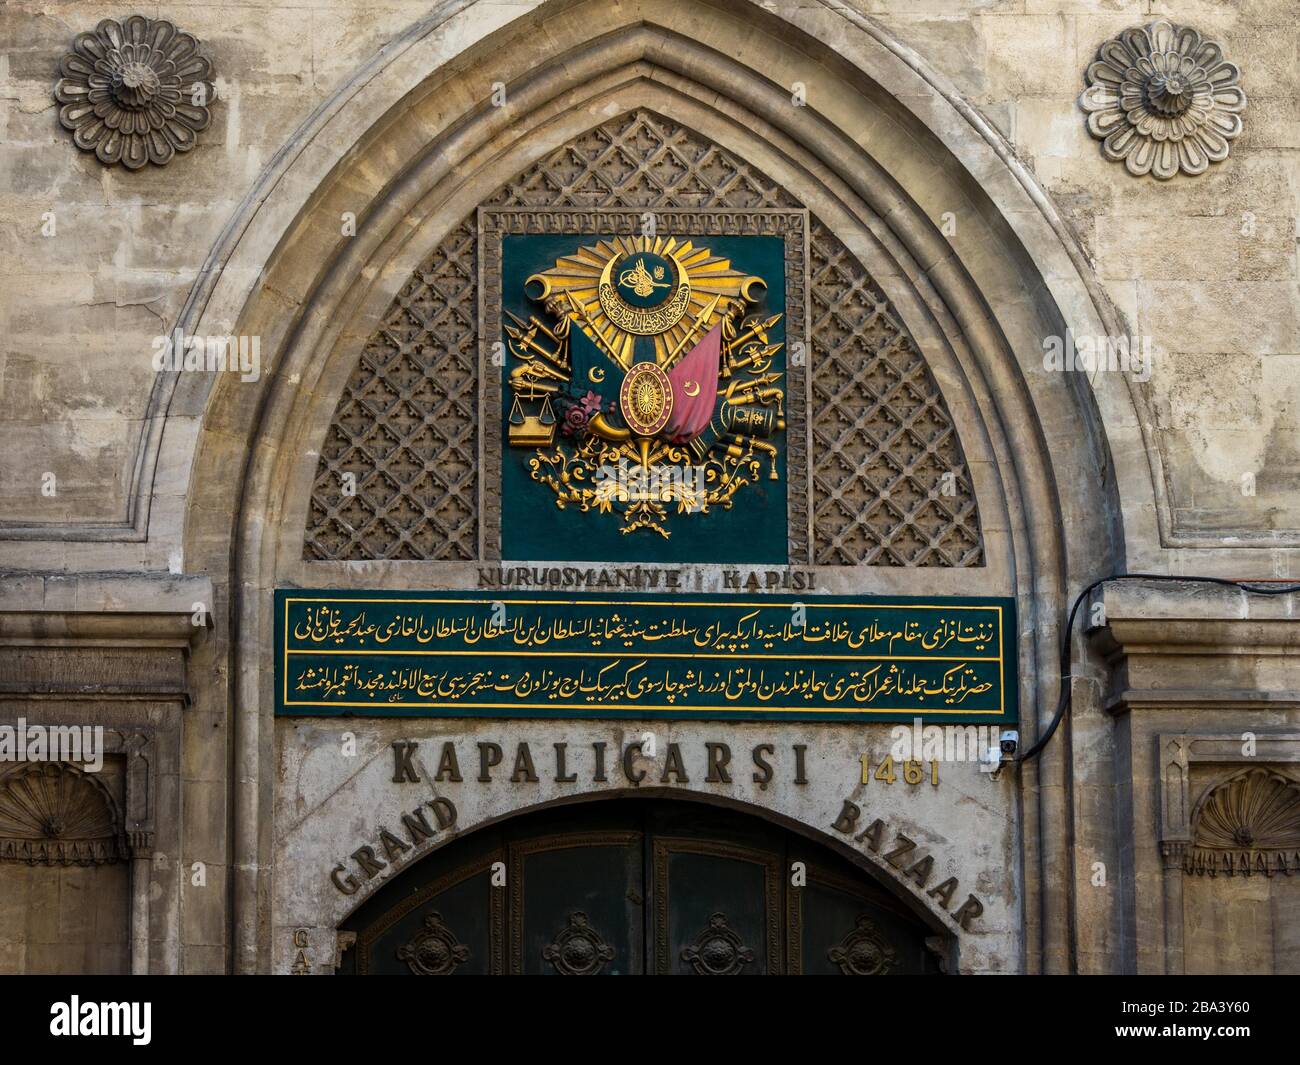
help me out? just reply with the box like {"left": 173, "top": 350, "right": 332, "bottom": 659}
{"left": 306, "top": 220, "right": 479, "bottom": 560}
{"left": 809, "top": 223, "right": 982, "bottom": 566}
{"left": 489, "top": 109, "right": 800, "bottom": 209}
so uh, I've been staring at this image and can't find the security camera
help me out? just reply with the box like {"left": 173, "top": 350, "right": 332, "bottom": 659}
{"left": 1000, "top": 730, "right": 1019, "bottom": 757}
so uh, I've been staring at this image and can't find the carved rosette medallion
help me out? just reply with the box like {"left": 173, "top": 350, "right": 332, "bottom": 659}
{"left": 680, "top": 912, "right": 756, "bottom": 975}
{"left": 1079, "top": 19, "right": 1246, "bottom": 179}
{"left": 827, "top": 915, "right": 898, "bottom": 975}
{"left": 542, "top": 911, "right": 616, "bottom": 975}
{"left": 395, "top": 912, "right": 471, "bottom": 975}
{"left": 54, "top": 15, "right": 213, "bottom": 169}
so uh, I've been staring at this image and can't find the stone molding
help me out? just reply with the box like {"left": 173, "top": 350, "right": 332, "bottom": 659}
{"left": 1090, "top": 579, "right": 1300, "bottom": 714}
{"left": 0, "top": 574, "right": 211, "bottom": 701}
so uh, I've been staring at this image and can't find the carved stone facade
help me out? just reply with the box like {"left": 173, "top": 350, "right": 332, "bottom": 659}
{"left": 1, "top": 0, "right": 1297, "bottom": 981}
{"left": 0, "top": 762, "right": 124, "bottom": 865}
{"left": 306, "top": 220, "right": 480, "bottom": 561}
{"left": 1079, "top": 19, "right": 1247, "bottom": 180}
{"left": 1189, "top": 768, "right": 1300, "bottom": 876}
{"left": 808, "top": 223, "right": 982, "bottom": 566}
{"left": 53, "top": 15, "right": 213, "bottom": 169}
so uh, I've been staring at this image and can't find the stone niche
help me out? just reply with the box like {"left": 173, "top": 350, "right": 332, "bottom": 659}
{"left": 0, "top": 759, "right": 130, "bottom": 973}
{"left": 0, "top": 574, "right": 210, "bottom": 974}
{"left": 1166, "top": 747, "right": 1300, "bottom": 975}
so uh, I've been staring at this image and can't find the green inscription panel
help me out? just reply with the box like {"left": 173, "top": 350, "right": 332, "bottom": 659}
{"left": 275, "top": 590, "right": 1017, "bottom": 723}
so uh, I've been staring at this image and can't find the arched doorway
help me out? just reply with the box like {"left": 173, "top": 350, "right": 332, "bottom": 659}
{"left": 175, "top": 0, "right": 1141, "bottom": 972}
{"left": 338, "top": 798, "right": 941, "bottom": 975}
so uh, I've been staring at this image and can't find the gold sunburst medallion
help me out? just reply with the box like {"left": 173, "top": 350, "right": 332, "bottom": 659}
{"left": 619, "top": 361, "right": 673, "bottom": 436}
{"left": 524, "top": 235, "right": 756, "bottom": 367}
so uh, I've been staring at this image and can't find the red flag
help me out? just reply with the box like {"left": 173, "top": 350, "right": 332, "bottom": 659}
{"left": 665, "top": 324, "right": 722, "bottom": 442}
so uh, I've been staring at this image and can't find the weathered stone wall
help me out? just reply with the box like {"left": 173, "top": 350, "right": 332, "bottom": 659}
{"left": 0, "top": 0, "right": 1296, "bottom": 976}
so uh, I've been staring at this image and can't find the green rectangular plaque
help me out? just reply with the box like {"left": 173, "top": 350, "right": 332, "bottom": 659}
{"left": 275, "top": 589, "right": 1017, "bottom": 723}
{"left": 497, "top": 230, "right": 789, "bottom": 565}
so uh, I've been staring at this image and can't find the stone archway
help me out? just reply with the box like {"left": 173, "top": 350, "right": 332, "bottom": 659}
{"left": 174, "top": 0, "right": 1142, "bottom": 973}
{"left": 336, "top": 795, "right": 946, "bottom": 975}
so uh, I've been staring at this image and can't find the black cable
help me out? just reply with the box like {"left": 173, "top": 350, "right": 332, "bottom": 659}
{"left": 1015, "top": 573, "right": 1300, "bottom": 765}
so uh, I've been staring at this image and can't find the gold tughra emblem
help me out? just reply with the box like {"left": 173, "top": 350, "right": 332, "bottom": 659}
{"left": 618, "top": 257, "right": 671, "bottom": 298}
{"left": 506, "top": 235, "right": 785, "bottom": 539}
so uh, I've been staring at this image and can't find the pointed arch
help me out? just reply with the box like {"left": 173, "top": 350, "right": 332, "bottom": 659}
{"left": 302, "top": 108, "right": 984, "bottom": 567}
{"left": 169, "top": 0, "right": 1153, "bottom": 972}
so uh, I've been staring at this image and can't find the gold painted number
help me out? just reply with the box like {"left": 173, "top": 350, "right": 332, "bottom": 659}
{"left": 860, "top": 756, "right": 940, "bottom": 787}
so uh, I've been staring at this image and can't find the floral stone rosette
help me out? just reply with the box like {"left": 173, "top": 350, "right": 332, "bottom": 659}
{"left": 1080, "top": 19, "right": 1246, "bottom": 179}
{"left": 54, "top": 16, "right": 213, "bottom": 170}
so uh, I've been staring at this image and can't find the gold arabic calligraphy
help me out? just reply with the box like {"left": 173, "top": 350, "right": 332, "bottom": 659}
{"left": 290, "top": 605, "right": 997, "bottom": 657}
{"left": 284, "top": 601, "right": 1003, "bottom": 712}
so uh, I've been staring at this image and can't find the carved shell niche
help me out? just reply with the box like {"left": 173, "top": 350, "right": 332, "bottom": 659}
{"left": 0, "top": 762, "right": 123, "bottom": 865}
{"left": 1192, "top": 768, "right": 1300, "bottom": 852}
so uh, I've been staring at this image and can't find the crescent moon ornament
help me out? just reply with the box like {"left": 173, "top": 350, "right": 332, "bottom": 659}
{"left": 524, "top": 273, "right": 553, "bottom": 301}
{"left": 682, "top": 380, "right": 700, "bottom": 397}
{"left": 598, "top": 249, "right": 692, "bottom": 336}
{"left": 588, "top": 366, "right": 605, "bottom": 383}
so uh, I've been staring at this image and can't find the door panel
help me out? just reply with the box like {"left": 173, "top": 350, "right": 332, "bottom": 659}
{"left": 792, "top": 863, "right": 940, "bottom": 975}
{"left": 653, "top": 839, "right": 779, "bottom": 974}
{"left": 339, "top": 799, "right": 940, "bottom": 975}
{"left": 353, "top": 856, "right": 500, "bottom": 975}
{"left": 510, "top": 831, "right": 643, "bottom": 975}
